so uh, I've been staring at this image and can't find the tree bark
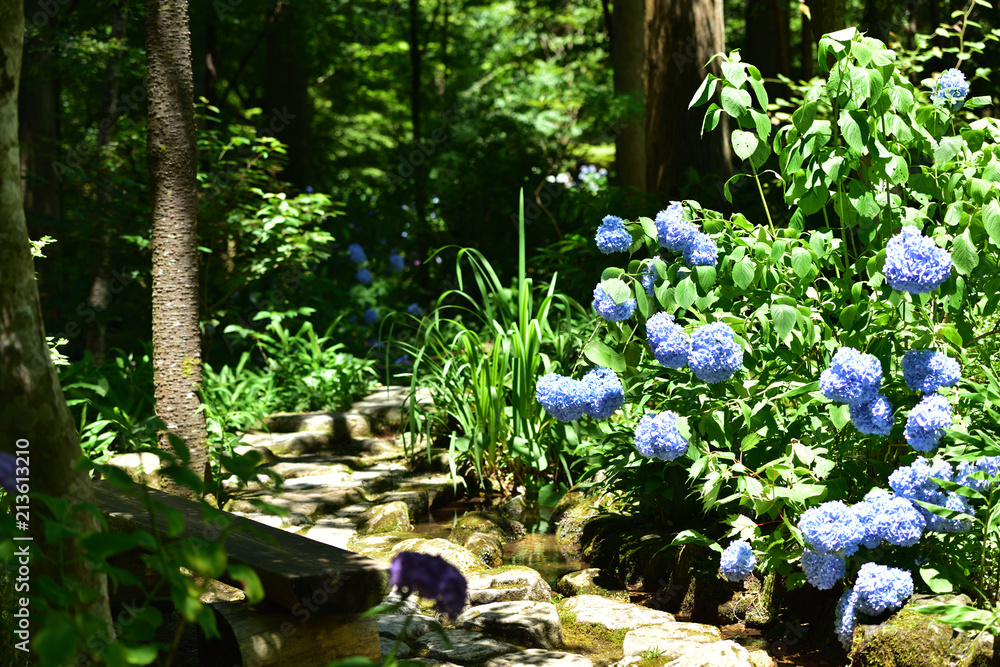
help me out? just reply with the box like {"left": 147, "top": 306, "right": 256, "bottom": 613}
{"left": 743, "top": 0, "right": 790, "bottom": 84}
{"left": 644, "top": 0, "right": 731, "bottom": 194}
{"left": 612, "top": 0, "right": 647, "bottom": 193}
{"left": 146, "top": 0, "right": 209, "bottom": 496}
{"left": 1, "top": 0, "right": 114, "bottom": 647}
{"left": 809, "top": 0, "right": 847, "bottom": 42}
{"left": 265, "top": 0, "right": 309, "bottom": 188}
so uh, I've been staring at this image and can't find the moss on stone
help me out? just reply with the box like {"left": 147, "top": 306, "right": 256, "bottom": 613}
{"left": 448, "top": 511, "right": 524, "bottom": 546}
{"left": 851, "top": 605, "right": 991, "bottom": 667}
{"left": 554, "top": 597, "right": 629, "bottom": 666}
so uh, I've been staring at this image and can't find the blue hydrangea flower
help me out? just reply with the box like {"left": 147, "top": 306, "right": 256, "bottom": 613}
{"left": 634, "top": 411, "right": 688, "bottom": 461}
{"left": 819, "top": 347, "right": 883, "bottom": 407}
{"left": 596, "top": 215, "right": 633, "bottom": 254}
{"left": 889, "top": 458, "right": 972, "bottom": 532}
{"left": 854, "top": 489, "right": 925, "bottom": 548}
{"left": 933, "top": 68, "right": 970, "bottom": 111}
{"left": 801, "top": 550, "right": 846, "bottom": 590}
{"left": 592, "top": 285, "right": 637, "bottom": 322}
{"left": 849, "top": 394, "right": 894, "bottom": 436}
{"left": 956, "top": 457, "right": 1000, "bottom": 494}
{"left": 720, "top": 540, "right": 756, "bottom": 582}
{"left": 536, "top": 374, "right": 590, "bottom": 423}
{"left": 835, "top": 588, "right": 859, "bottom": 650}
{"left": 348, "top": 243, "right": 367, "bottom": 264}
{"left": 0, "top": 452, "right": 15, "bottom": 494}
{"left": 363, "top": 308, "right": 378, "bottom": 325}
{"left": 884, "top": 226, "right": 952, "bottom": 294}
{"left": 905, "top": 395, "right": 953, "bottom": 452}
{"left": 389, "top": 551, "right": 468, "bottom": 619}
{"left": 682, "top": 232, "right": 719, "bottom": 268}
{"left": 581, "top": 367, "right": 625, "bottom": 419}
{"left": 646, "top": 312, "right": 690, "bottom": 370}
{"left": 389, "top": 252, "right": 406, "bottom": 272}
{"left": 640, "top": 265, "right": 657, "bottom": 297}
{"left": 941, "top": 493, "right": 974, "bottom": 533}
{"left": 688, "top": 322, "right": 742, "bottom": 383}
{"left": 356, "top": 268, "right": 373, "bottom": 285}
{"left": 797, "top": 500, "right": 865, "bottom": 556}
{"left": 655, "top": 202, "right": 697, "bottom": 251}
{"left": 901, "top": 350, "right": 961, "bottom": 394}
{"left": 854, "top": 563, "right": 913, "bottom": 617}
{"left": 406, "top": 303, "right": 424, "bottom": 317}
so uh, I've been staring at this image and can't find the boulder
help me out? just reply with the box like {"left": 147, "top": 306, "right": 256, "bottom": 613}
{"left": 851, "top": 594, "right": 994, "bottom": 667}
{"left": 348, "top": 532, "right": 425, "bottom": 562}
{"left": 464, "top": 532, "right": 504, "bottom": 568}
{"left": 360, "top": 501, "right": 413, "bottom": 535}
{"left": 557, "top": 568, "right": 628, "bottom": 602}
{"left": 660, "top": 640, "right": 756, "bottom": 666}
{"left": 466, "top": 568, "right": 553, "bottom": 605}
{"left": 555, "top": 501, "right": 602, "bottom": 552}
{"left": 389, "top": 538, "right": 483, "bottom": 575}
{"left": 456, "top": 600, "right": 563, "bottom": 649}
{"left": 380, "top": 636, "right": 411, "bottom": 660}
{"left": 485, "top": 649, "right": 593, "bottom": 667}
{"left": 413, "top": 629, "right": 516, "bottom": 664}
{"left": 621, "top": 623, "right": 722, "bottom": 659}
{"left": 377, "top": 612, "right": 437, "bottom": 642}
{"left": 449, "top": 511, "right": 525, "bottom": 546}
{"left": 562, "top": 595, "right": 675, "bottom": 631}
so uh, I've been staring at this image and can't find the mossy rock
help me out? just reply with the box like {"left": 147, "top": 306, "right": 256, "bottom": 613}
{"left": 389, "top": 537, "right": 485, "bottom": 576}
{"left": 464, "top": 532, "right": 504, "bottom": 568}
{"left": 556, "top": 569, "right": 629, "bottom": 603}
{"left": 448, "top": 511, "right": 524, "bottom": 546}
{"left": 347, "top": 531, "right": 424, "bottom": 563}
{"left": 851, "top": 594, "right": 994, "bottom": 667}
{"left": 555, "top": 502, "right": 603, "bottom": 552}
{"left": 359, "top": 501, "right": 413, "bottom": 535}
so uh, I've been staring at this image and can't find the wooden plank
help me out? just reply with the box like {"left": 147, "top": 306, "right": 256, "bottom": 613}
{"left": 93, "top": 480, "right": 389, "bottom": 616}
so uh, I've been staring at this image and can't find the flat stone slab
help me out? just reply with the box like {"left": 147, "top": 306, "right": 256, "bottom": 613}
{"left": 456, "top": 600, "right": 563, "bottom": 649}
{"left": 467, "top": 568, "right": 552, "bottom": 605}
{"left": 414, "top": 629, "right": 516, "bottom": 664}
{"left": 378, "top": 612, "right": 437, "bottom": 641}
{"left": 662, "top": 640, "right": 755, "bottom": 667}
{"left": 350, "top": 385, "right": 430, "bottom": 427}
{"left": 268, "top": 460, "right": 354, "bottom": 479}
{"left": 380, "top": 636, "right": 411, "bottom": 659}
{"left": 227, "top": 485, "right": 366, "bottom": 518}
{"left": 263, "top": 411, "right": 371, "bottom": 437}
{"left": 485, "top": 649, "right": 593, "bottom": 667}
{"left": 301, "top": 518, "right": 358, "bottom": 550}
{"left": 562, "top": 595, "right": 675, "bottom": 631}
{"left": 622, "top": 623, "right": 722, "bottom": 659}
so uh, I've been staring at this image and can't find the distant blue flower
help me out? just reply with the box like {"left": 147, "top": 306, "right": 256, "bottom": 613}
{"left": 654, "top": 202, "right": 697, "bottom": 251}
{"left": 819, "top": 347, "right": 883, "bottom": 407}
{"left": 688, "top": 322, "right": 742, "bottom": 383}
{"left": 902, "top": 350, "right": 961, "bottom": 394}
{"left": 0, "top": 452, "right": 16, "bottom": 493}
{"left": 798, "top": 500, "right": 865, "bottom": 556}
{"left": 389, "top": 252, "right": 406, "bottom": 272}
{"left": 305, "top": 186, "right": 314, "bottom": 193}
{"left": 933, "top": 68, "right": 970, "bottom": 111}
{"left": 835, "top": 588, "right": 859, "bottom": 650}
{"left": 536, "top": 374, "right": 590, "bottom": 423}
{"left": 849, "top": 394, "right": 894, "bottom": 436}
{"left": 646, "top": 312, "right": 689, "bottom": 370}
{"left": 682, "top": 232, "right": 718, "bottom": 268}
{"left": 634, "top": 411, "right": 688, "bottom": 461}
{"left": 592, "top": 285, "right": 636, "bottom": 322}
{"left": 348, "top": 243, "right": 367, "bottom": 264}
{"left": 394, "top": 354, "right": 412, "bottom": 366}
{"left": 595, "top": 215, "right": 632, "bottom": 254}
{"left": 640, "top": 265, "right": 657, "bottom": 297}
{"left": 581, "top": 367, "right": 625, "bottom": 419}
{"left": 406, "top": 303, "right": 424, "bottom": 318}
{"left": 854, "top": 563, "right": 913, "bottom": 617}
{"left": 363, "top": 308, "right": 378, "bottom": 325}
{"left": 802, "top": 550, "right": 846, "bottom": 590}
{"left": 884, "top": 226, "right": 952, "bottom": 294}
{"left": 389, "top": 551, "right": 468, "bottom": 619}
{"left": 356, "top": 268, "right": 373, "bottom": 285}
{"left": 956, "top": 457, "right": 1000, "bottom": 494}
{"left": 720, "top": 540, "right": 756, "bottom": 581}
{"left": 905, "top": 395, "right": 952, "bottom": 452}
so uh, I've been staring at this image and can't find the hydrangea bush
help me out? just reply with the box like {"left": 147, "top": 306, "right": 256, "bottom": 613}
{"left": 538, "top": 26, "right": 1000, "bottom": 652}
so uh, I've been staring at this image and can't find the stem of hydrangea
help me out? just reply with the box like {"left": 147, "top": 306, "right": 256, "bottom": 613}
{"left": 821, "top": 206, "right": 842, "bottom": 279}
{"left": 750, "top": 162, "right": 775, "bottom": 237}
{"left": 571, "top": 321, "right": 604, "bottom": 376}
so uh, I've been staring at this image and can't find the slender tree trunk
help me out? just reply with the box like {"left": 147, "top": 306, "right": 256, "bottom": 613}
{"left": 146, "top": 0, "right": 208, "bottom": 496}
{"left": 85, "top": 5, "right": 127, "bottom": 359}
{"left": 743, "top": 0, "right": 790, "bottom": 96}
{"left": 265, "top": 0, "right": 309, "bottom": 188}
{"left": 801, "top": 9, "right": 813, "bottom": 80}
{"left": 612, "top": 0, "right": 647, "bottom": 193}
{"left": 809, "top": 0, "right": 847, "bottom": 42}
{"left": 644, "top": 0, "right": 730, "bottom": 194}
{"left": 1, "top": 0, "right": 114, "bottom": 649}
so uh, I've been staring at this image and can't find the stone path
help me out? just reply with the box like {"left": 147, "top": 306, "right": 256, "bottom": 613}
{"left": 108, "top": 385, "right": 777, "bottom": 667}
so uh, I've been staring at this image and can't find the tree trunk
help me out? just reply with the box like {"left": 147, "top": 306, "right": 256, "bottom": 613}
{"left": 645, "top": 0, "right": 731, "bottom": 194}
{"left": 1, "top": 0, "right": 114, "bottom": 648}
{"left": 146, "top": 0, "right": 209, "bottom": 496}
{"left": 612, "top": 0, "right": 647, "bottom": 193}
{"left": 743, "top": 0, "right": 790, "bottom": 88}
{"left": 801, "top": 8, "right": 813, "bottom": 80}
{"left": 265, "top": 0, "right": 309, "bottom": 188}
{"left": 809, "top": 0, "right": 847, "bottom": 42}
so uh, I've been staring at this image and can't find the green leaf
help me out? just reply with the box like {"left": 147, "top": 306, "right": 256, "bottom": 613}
{"left": 733, "top": 258, "right": 755, "bottom": 290}
{"left": 920, "top": 567, "right": 955, "bottom": 594}
{"left": 791, "top": 247, "right": 812, "bottom": 280}
{"left": 583, "top": 341, "right": 626, "bottom": 373}
{"left": 694, "top": 266, "right": 717, "bottom": 291}
{"left": 934, "top": 136, "right": 964, "bottom": 164}
{"left": 839, "top": 111, "right": 869, "bottom": 154}
{"left": 228, "top": 563, "right": 265, "bottom": 603}
{"left": 984, "top": 200, "right": 1000, "bottom": 246}
{"left": 721, "top": 87, "right": 752, "bottom": 118}
{"left": 600, "top": 277, "right": 631, "bottom": 304}
{"left": 951, "top": 230, "right": 979, "bottom": 276}
{"left": 840, "top": 304, "right": 859, "bottom": 330}
{"left": 886, "top": 155, "right": 909, "bottom": 185}
{"left": 721, "top": 61, "right": 747, "bottom": 88}
{"left": 731, "top": 130, "right": 759, "bottom": 161}
{"left": 675, "top": 277, "right": 697, "bottom": 310}
{"left": 773, "top": 303, "right": 797, "bottom": 342}
{"left": 689, "top": 75, "right": 718, "bottom": 109}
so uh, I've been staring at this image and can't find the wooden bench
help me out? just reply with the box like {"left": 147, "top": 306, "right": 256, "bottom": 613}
{"left": 94, "top": 479, "right": 388, "bottom": 666}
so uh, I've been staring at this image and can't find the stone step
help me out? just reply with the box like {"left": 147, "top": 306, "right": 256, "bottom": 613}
{"left": 263, "top": 410, "right": 371, "bottom": 438}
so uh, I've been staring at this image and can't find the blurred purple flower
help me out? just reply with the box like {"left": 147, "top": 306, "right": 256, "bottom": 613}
{"left": 0, "top": 452, "right": 17, "bottom": 493}
{"left": 389, "top": 552, "right": 467, "bottom": 618}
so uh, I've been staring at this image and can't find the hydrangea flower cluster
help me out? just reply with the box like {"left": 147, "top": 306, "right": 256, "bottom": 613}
{"left": 634, "top": 411, "right": 688, "bottom": 461}
{"left": 407, "top": 303, "right": 424, "bottom": 317}
{"left": 389, "top": 252, "right": 406, "bottom": 272}
{"left": 0, "top": 451, "right": 15, "bottom": 494}
{"left": 348, "top": 243, "right": 367, "bottom": 264}
{"left": 720, "top": 540, "right": 756, "bottom": 581}
{"left": 646, "top": 312, "right": 690, "bottom": 369}
{"left": 820, "top": 347, "right": 893, "bottom": 436}
{"left": 836, "top": 565, "right": 913, "bottom": 649}
{"left": 884, "top": 226, "right": 952, "bottom": 294}
{"left": 888, "top": 458, "right": 973, "bottom": 533}
{"left": 956, "top": 457, "right": 1000, "bottom": 494}
{"left": 933, "top": 68, "right": 970, "bottom": 111}
{"left": 801, "top": 550, "right": 846, "bottom": 590}
{"left": 356, "top": 268, "right": 373, "bottom": 285}
{"left": 363, "top": 308, "right": 378, "bottom": 325}
{"left": 653, "top": 202, "right": 717, "bottom": 267}
{"left": 640, "top": 265, "right": 657, "bottom": 297}
{"left": 592, "top": 285, "right": 637, "bottom": 322}
{"left": 835, "top": 589, "right": 859, "bottom": 649}
{"left": 902, "top": 349, "right": 961, "bottom": 394}
{"left": 853, "top": 488, "right": 925, "bottom": 548}
{"left": 688, "top": 322, "right": 743, "bottom": 383}
{"left": 797, "top": 501, "right": 865, "bottom": 557}
{"left": 904, "top": 395, "right": 953, "bottom": 452}
{"left": 536, "top": 367, "right": 624, "bottom": 423}
{"left": 595, "top": 215, "right": 633, "bottom": 254}
{"left": 849, "top": 394, "right": 894, "bottom": 436}
{"left": 389, "top": 551, "right": 468, "bottom": 619}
